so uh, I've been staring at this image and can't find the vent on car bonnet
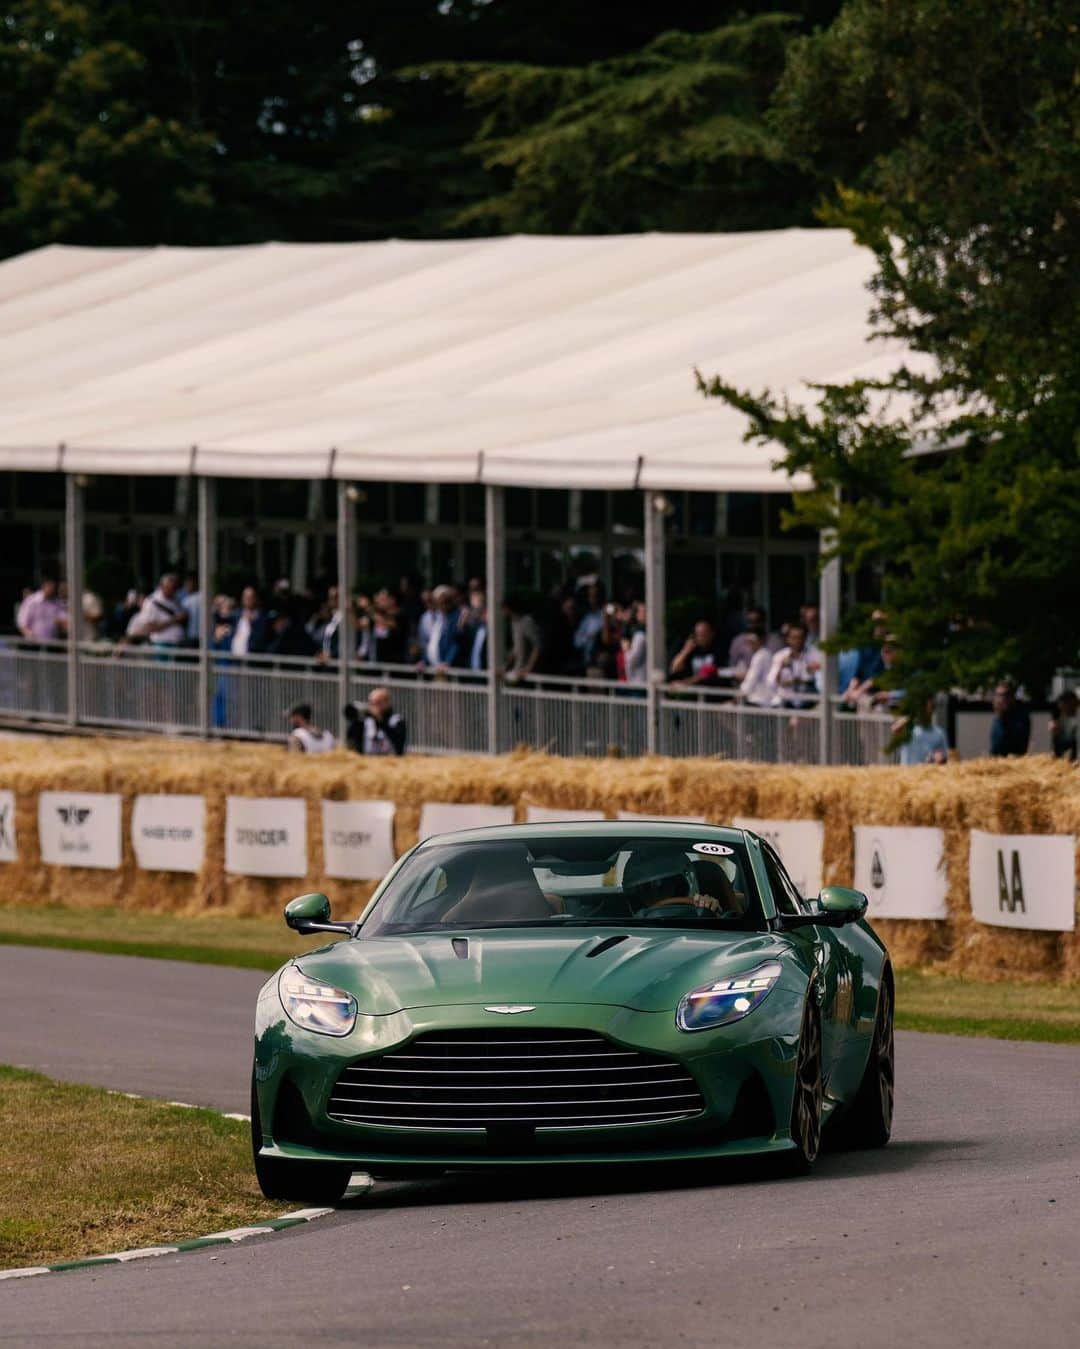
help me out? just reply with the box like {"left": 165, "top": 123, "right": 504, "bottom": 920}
{"left": 327, "top": 1028, "right": 704, "bottom": 1131}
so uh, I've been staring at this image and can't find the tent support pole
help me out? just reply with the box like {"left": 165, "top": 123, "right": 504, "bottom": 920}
{"left": 64, "top": 473, "right": 83, "bottom": 728}
{"left": 644, "top": 491, "right": 666, "bottom": 756}
{"left": 197, "top": 476, "right": 215, "bottom": 739}
{"left": 818, "top": 526, "right": 840, "bottom": 765}
{"left": 485, "top": 484, "right": 505, "bottom": 755}
{"left": 337, "top": 481, "right": 356, "bottom": 745}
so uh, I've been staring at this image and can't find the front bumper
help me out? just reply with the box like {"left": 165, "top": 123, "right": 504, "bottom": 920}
{"left": 254, "top": 990, "right": 806, "bottom": 1170}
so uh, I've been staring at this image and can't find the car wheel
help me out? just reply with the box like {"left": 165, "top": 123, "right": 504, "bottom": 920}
{"left": 783, "top": 996, "right": 823, "bottom": 1173}
{"left": 832, "top": 972, "right": 894, "bottom": 1150}
{"left": 250, "top": 1071, "right": 352, "bottom": 1204}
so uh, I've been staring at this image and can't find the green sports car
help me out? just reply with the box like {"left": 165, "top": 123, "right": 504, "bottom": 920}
{"left": 251, "top": 821, "right": 894, "bottom": 1199}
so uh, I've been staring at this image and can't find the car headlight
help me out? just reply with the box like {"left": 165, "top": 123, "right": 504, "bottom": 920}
{"left": 279, "top": 965, "right": 357, "bottom": 1037}
{"left": 676, "top": 961, "right": 783, "bottom": 1032}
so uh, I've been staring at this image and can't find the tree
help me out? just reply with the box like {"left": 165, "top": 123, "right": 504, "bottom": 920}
{"left": 415, "top": 13, "right": 822, "bottom": 234}
{"left": 701, "top": 0, "right": 1080, "bottom": 705}
{"left": 0, "top": 2, "right": 218, "bottom": 250}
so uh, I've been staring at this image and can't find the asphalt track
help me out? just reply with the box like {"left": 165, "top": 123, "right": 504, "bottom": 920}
{"left": 2, "top": 947, "right": 1078, "bottom": 1348}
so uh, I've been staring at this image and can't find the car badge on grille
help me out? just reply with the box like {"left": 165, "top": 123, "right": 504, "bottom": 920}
{"left": 484, "top": 1004, "right": 536, "bottom": 1014}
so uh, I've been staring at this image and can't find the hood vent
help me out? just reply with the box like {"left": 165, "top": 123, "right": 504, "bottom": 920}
{"left": 586, "top": 935, "right": 629, "bottom": 959}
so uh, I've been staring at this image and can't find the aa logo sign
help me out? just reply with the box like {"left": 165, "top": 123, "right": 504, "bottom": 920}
{"left": 997, "top": 849, "right": 1025, "bottom": 914}
{"left": 969, "top": 830, "right": 1075, "bottom": 931}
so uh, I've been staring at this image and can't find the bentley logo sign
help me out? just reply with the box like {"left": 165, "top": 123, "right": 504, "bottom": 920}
{"left": 484, "top": 1005, "right": 536, "bottom": 1014}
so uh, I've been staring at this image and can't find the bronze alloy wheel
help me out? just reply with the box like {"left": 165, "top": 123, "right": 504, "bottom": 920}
{"left": 791, "top": 999, "right": 823, "bottom": 1166}
{"left": 876, "top": 977, "right": 895, "bottom": 1136}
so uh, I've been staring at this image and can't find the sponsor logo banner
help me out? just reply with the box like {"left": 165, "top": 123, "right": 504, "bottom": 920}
{"left": 734, "top": 817, "right": 824, "bottom": 898}
{"left": 132, "top": 794, "right": 205, "bottom": 873}
{"left": 38, "top": 791, "right": 122, "bottom": 870}
{"left": 526, "top": 806, "right": 606, "bottom": 823}
{"left": 969, "top": 829, "right": 1076, "bottom": 932}
{"left": 321, "top": 800, "right": 396, "bottom": 880}
{"left": 225, "top": 797, "right": 307, "bottom": 878}
{"left": 419, "top": 802, "right": 514, "bottom": 841}
{"left": 616, "top": 811, "right": 707, "bottom": 824}
{"left": 0, "top": 790, "right": 15, "bottom": 863}
{"left": 854, "top": 825, "right": 948, "bottom": 920}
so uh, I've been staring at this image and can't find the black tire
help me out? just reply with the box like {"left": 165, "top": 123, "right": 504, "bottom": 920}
{"left": 832, "top": 972, "right": 894, "bottom": 1150}
{"left": 250, "top": 1072, "right": 353, "bottom": 1204}
{"left": 780, "top": 996, "right": 824, "bottom": 1174}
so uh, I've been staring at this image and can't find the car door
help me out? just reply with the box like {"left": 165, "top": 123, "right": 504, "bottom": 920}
{"left": 759, "top": 842, "right": 853, "bottom": 1101}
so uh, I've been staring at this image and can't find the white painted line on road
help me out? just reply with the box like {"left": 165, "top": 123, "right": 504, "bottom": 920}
{"left": 0, "top": 1208, "right": 337, "bottom": 1280}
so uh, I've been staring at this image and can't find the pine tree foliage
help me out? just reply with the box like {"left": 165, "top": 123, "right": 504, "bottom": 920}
{"left": 419, "top": 15, "right": 814, "bottom": 233}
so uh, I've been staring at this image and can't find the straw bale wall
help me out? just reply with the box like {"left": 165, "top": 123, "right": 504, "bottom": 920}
{"left": 1, "top": 737, "right": 1078, "bottom": 982}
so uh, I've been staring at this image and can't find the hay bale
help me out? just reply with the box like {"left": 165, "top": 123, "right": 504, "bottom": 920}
{"left": 0, "top": 736, "right": 1077, "bottom": 980}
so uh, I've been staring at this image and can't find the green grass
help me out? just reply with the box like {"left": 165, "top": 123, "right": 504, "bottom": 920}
{"left": 0, "top": 1066, "right": 288, "bottom": 1268}
{"left": 0, "top": 903, "right": 335, "bottom": 972}
{"left": 1, "top": 904, "right": 1078, "bottom": 1044}
{"left": 894, "top": 969, "right": 1080, "bottom": 1044}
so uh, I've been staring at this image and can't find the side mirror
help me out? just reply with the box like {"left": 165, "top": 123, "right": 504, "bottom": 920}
{"left": 816, "top": 886, "right": 869, "bottom": 925}
{"left": 284, "top": 892, "right": 355, "bottom": 936}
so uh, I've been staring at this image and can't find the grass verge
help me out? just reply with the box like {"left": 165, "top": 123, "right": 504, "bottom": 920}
{"left": 0, "top": 1065, "right": 287, "bottom": 1269}
{"left": 0, "top": 903, "right": 327, "bottom": 972}
{"left": 1, "top": 904, "right": 1078, "bottom": 1045}
{"left": 894, "top": 969, "right": 1080, "bottom": 1044}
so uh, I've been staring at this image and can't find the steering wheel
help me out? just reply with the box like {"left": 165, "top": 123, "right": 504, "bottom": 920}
{"left": 632, "top": 895, "right": 726, "bottom": 920}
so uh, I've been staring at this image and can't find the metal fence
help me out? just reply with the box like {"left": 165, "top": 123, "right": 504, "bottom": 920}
{"left": 499, "top": 674, "right": 648, "bottom": 757}
{"left": 0, "top": 639, "right": 907, "bottom": 765}
{"left": 210, "top": 653, "right": 339, "bottom": 741}
{"left": 659, "top": 690, "right": 821, "bottom": 764}
{"left": 0, "top": 639, "right": 68, "bottom": 722}
{"left": 80, "top": 646, "right": 202, "bottom": 734}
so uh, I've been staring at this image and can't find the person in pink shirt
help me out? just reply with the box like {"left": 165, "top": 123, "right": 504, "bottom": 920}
{"left": 16, "top": 577, "right": 68, "bottom": 641}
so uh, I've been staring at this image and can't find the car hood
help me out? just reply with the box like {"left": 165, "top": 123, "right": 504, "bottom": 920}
{"left": 294, "top": 928, "right": 802, "bottom": 1015}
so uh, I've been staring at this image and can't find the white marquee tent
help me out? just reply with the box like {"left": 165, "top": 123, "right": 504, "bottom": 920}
{"left": 0, "top": 229, "right": 904, "bottom": 492}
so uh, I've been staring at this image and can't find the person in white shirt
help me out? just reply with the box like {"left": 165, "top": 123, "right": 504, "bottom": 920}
{"left": 127, "top": 573, "right": 187, "bottom": 647}
{"left": 738, "top": 632, "right": 774, "bottom": 705}
{"left": 766, "top": 622, "right": 821, "bottom": 708}
{"left": 286, "top": 703, "right": 336, "bottom": 753}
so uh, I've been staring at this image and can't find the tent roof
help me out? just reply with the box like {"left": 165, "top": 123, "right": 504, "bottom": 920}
{"left": 0, "top": 231, "right": 901, "bottom": 492}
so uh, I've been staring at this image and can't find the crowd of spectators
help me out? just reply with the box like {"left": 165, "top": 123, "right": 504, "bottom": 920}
{"left": 11, "top": 567, "right": 1080, "bottom": 766}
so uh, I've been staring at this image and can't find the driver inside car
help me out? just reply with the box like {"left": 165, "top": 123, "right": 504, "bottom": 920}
{"left": 622, "top": 849, "right": 736, "bottom": 918}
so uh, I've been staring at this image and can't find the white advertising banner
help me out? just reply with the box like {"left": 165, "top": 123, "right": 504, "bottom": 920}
{"left": 527, "top": 806, "right": 606, "bottom": 823}
{"left": 225, "top": 797, "right": 308, "bottom": 878}
{"left": 131, "top": 794, "right": 205, "bottom": 873}
{"left": 617, "top": 810, "right": 707, "bottom": 825}
{"left": 322, "top": 800, "right": 397, "bottom": 880}
{"left": 38, "top": 791, "right": 122, "bottom": 869}
{"left": 969, "top": 830, "right": 1076, "bottom": 932}
{"left": 734, "top": 817, "right": 825, "bottom": 898}
{"left": 419, "top": 802, "right": 515, "bottom": 840}
{"left": 853, "top": 825, "right": 948, "bottom": 921}
{"left": 0, "top": 790, "right": 15, "bottom": 863}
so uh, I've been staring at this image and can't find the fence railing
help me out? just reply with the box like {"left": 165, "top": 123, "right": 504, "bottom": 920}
{"left": 0, "top": 639, "right": 906, "bottom": 765}
{"left": 499, "top": 673, "right": 649, "bottom": 758}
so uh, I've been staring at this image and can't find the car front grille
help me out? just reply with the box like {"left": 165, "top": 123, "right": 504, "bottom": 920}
{"left": 327, "top": 1028, "right": 704, "bottom": 1131}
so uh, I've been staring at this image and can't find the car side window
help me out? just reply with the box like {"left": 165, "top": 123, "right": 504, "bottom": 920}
{"left": 760, "top": 845, "right": 804, "bottom": 915}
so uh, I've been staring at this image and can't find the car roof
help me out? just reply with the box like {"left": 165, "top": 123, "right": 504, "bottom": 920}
{"left": 414, "top": 820, "right": 749, "bottom": 849}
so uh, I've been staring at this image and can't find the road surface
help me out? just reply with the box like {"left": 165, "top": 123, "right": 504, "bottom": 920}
{"left": 1, "top": 946, "right": 1077, "bottom": 1348}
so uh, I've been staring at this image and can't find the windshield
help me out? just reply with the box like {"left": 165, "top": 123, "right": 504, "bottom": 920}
{"left": 360, "top": 835, "right": 765, "bottom": 936}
